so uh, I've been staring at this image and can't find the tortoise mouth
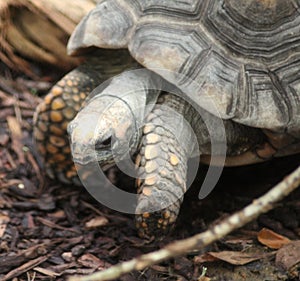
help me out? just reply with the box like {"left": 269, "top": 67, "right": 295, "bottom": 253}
{"left": 73, "top": 154, "right": 115, "bottom": 172}
{"left": 71, "top": 144, "right": 114, "bottom": 168}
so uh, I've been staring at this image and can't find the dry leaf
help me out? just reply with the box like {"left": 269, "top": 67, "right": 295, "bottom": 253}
{"left": 257, "top": 228, "right": 291, "bottom": 249}
{"left": 206, "top": 251, "right": 266, "bottom": 265}
{"left": 194, "top": 253, "right": 219, "bottom": 264}
{"left": 77, "top": 253, "right": 106, "bottom": 269}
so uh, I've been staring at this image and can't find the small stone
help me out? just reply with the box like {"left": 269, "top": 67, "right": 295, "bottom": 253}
{"left": 72, "top": 245, "right": 86, "bottom": 257}
{"left": 62, "top": 252, "right": 73, "bottom": 262}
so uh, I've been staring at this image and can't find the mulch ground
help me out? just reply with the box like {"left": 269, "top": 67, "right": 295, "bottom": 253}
{"left": 0, "top": 62, "right": 300, "bottom": 281}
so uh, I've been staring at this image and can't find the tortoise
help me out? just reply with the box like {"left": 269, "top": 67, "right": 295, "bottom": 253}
{"left": 34, "top": 0, "right": 300, "bottom": 240}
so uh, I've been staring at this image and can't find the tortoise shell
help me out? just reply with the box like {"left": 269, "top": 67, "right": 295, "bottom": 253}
{"left": 68, "top": 0, "right": 300, "bottom": 140}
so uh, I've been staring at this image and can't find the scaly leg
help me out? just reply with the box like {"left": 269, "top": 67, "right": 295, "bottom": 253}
{"left": 135, "top": 93, "right": 267, "bottom": 239}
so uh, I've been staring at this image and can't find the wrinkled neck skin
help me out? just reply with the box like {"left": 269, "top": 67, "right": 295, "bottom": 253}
{"left": 68, "top": 69, "right": 162, "bottom": 170}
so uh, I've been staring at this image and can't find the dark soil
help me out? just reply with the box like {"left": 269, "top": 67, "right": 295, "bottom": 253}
{"left": 0, "top": 64, "right": 300, "bottom": 281}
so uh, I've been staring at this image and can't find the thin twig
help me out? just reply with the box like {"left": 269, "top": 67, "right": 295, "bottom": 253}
{"left": 69, "top": 165, "right": 300, "bottom": 281}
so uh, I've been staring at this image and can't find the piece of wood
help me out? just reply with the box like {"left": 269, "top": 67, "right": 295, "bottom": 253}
{"left": 0, "top": 0, "right": 97, "bottom": 77}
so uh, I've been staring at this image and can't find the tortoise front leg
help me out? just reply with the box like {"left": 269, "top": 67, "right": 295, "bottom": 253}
{"left": 135, "top": 94, "right": 197, "bottom": 239}
{"left": 135, "top": 93, "right": 267, "bottom": 239}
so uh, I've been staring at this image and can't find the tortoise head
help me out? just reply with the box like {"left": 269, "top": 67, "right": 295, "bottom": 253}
{"left": 68, "top": 93, "right": 140, "bottom": 171}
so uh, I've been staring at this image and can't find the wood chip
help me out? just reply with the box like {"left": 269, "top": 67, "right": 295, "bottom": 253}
{"left": 7, "top": 116, "right": 25, "bottom": 164}
{"left": 85, "top": 216, "right": 109, "bottom": 229}
{"left": 33, "top": 266, "right": 60, "bottom": 277}
{"left": 36, "top": 217, "right": 81, "bottom": 234}
{"left": 0, "top": 212, "right": 10, "bottom": 238}
{"left": 0, "top": 127, "right": 9, "bottom": 146}
{"left": 276, "top": 240, "right": 300, "bottom": 273}
{"left": 1, "top": 255, "right": 49, "bottom": 281}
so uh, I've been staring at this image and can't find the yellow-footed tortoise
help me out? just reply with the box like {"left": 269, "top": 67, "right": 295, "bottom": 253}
{"left": 34, "top": 0, "right": 300, "bottom": 240}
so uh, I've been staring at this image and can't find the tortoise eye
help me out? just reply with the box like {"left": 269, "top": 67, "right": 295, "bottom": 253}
{"left": 95, "top": 137, "right": 112, "bottom": 149}
{"left": 102, "top": 137, "right": 112, "bottom": 146}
